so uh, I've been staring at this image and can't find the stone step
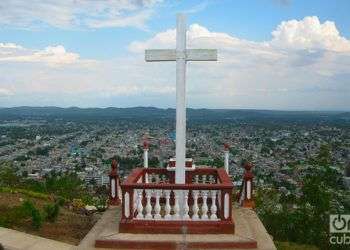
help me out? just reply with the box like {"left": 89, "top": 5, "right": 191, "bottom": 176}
{"left": 95, "top": 233, "right": 257, "bottom": 249}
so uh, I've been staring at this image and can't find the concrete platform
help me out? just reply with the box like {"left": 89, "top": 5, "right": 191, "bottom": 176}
{"left": 93, "top": 205, "right": 276, "bottom": 250}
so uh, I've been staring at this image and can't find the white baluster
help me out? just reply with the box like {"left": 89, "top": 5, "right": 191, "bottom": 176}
{"left": 136, "top": 189, "right": 144, "bottom": 219}
{"left": 173, "top": 190, "right": 180, "bottom": 220}
{"left": 224, "top": 193, "right": 230, "bottom": 219}
{"left": 124, "top": 192, "right": 130, "bottom": 218}
{"left": 183, "top": 190, "right": 190, "bottom": 220}
{"left": 164, "top": 190, "right": 172, "bottom": 220}
{"left": 145, "top": 189, "right": 153, "bottom": 219}
{"left": 201, "top": 190, "right": 209, "bottom": 220}
{"left": 192, "top": 190, "right": 199, "bottom": 220}
{"left": 210, "top": 190, "right": 218, "bottom": 220}
{"left": 202, "top": 175, "right": 207, "bottom": 183}
{"left": 155, "top": 174, "right": 160, "bottom": 183}
{"left": 217, "top": 190, "right": 221, "bottom": 210}
{"left": 195, "top": 175, "right": 199, "bottom": 184}
{"left": 133, "top": 189, "right": 138, "bottom": 212}
{"left": 209, "top": 175, "right": 214, "bottom": 184}
{"left": 246, "top": 180, "right": 252, "bottom": 200}
{"left": 154, "top": 190, "right": 161, "bottom": 220}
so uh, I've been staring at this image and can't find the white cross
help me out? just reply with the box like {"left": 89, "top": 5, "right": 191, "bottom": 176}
{"left": 145, "top": 13, "right": 217, "bottom": 184}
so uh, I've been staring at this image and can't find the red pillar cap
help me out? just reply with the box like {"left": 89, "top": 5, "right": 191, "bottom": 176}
{"left": 244, "top": 162, "right": 253, "bottom": 171}
{"left": 112, "top": 159, "right": 118, "bottom": 170}
{"left": 110, "top": 159, "right": 118, "bottom": 177}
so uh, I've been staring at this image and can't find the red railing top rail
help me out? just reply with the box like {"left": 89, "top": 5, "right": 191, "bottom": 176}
{"left": 124, "top": 168, "right": 143, "bottom": 184}
{"left": 121, "top": 167, "right": 233, "bottom": 190}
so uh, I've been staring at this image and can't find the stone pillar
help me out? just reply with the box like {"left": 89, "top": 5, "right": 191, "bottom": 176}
{"left": 242, "top": 163, "right": 255, "bottom": 208}
{"left": 224, "top": 143, "right": 229, "bottom": 174}
{"left": 143, "top": 141, "right": 149, "bottom": 183}
{"left": 109, "top": 159, "right": 121, "bottom": 206}
{"left": 143, "top": 141, "right": 149, "bottom": 168}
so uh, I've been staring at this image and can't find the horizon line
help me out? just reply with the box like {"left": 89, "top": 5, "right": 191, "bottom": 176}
{"left": 0, "top": 106, "right": 349, "bottom": 113}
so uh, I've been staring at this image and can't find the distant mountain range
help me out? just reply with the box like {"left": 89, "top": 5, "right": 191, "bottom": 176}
{"left": 0, "top": 106, "right": 349, "bottom": 123}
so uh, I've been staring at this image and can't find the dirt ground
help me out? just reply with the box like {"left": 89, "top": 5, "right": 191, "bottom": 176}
{"left": 0, "top": 192, "right": 99, "bottom": 245}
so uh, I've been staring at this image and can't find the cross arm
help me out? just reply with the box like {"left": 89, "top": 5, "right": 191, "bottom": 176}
{"left": 186, "top": 49, "right": 217, "bottom": 61}
{"left": 145, "top": 49, "right": 217, "bottom": 62}
{"left": 145, "top": 49, "right": 176, "bottom": 61}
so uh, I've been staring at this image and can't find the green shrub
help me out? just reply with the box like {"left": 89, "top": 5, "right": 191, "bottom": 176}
{"left": 0, "top": 186, "right": 12, "bottom": 193}
{"left": 81, "top": 195, "right": 93, "bottom": 205}
{"left": 21, "top": 200, "right": 43, "bottom": 230}
{"left": 55, "top": 196, "right": 66, "bottom": 207}
{"left": 44, "top": 203, "right": 60, "bottom": 223}
{"left": 0, "top": 165, "right": 20, "bottom": 187}
{"left": 21, "top": 200, "right": 36, "bottom": 215}
{"left": 31, "top": 207, "right": 42, "bottom": 230}
{"left": 0, "top": 201, "right": 42, "bottom": 229}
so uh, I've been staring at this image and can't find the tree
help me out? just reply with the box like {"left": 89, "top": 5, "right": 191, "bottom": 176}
{"left": 256, "top": 146, "right": 350, "bottom": 249}
{"left": 149, "top": 157, "right": 159, "bottom": 167}
{"left": 312, "top": 144, "right": 331, "bottom": 166}
{"left": 45, "top": 172, "right": 85, "bottom": 200}
{"left": 345, "top": 161, "right": 350, "bottom": 177}
{"left": 0, "top": 163, "right": 20, "bottom": 187}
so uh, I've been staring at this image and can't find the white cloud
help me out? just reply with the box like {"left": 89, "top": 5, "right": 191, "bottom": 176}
{"left": 125, "top": 16, "right": 350, "bottom": 109}
{"left": 0, "top": 44, "right": 94, "bottom": 66}
{"left": 1, "top": 16, "right": 350, "bottom": 110}
{"left": 0, "top": 88, "right": 14, "bottom": 97}
{"left": 0, "top": 43, "right": 23, "bottom": 49}
{"left": 129, "top": 16, "right": 350, "bottom": 53}
{"left": 0, "top": 0, "right": 163, "bottom": 29}
{"left": 271, "top": 16, "right": 350, "bottom": 52}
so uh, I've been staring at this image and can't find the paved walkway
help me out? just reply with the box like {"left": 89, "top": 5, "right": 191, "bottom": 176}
{"left": 0, "top": 227, "right": 74, "bottom": 250}
{"left": 77, "top": 206, "right": 120, "bottom": 250}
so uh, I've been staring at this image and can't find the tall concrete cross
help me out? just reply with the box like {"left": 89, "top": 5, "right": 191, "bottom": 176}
{"left": 145, "top": 14, "right": 217, "bottom": 184}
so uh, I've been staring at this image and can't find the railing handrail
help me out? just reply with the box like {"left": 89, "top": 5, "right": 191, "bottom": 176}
{"left": 216, "top": 168, "right": 232, "bottom": 184}
{"left": 124, "top": 168, "right": 144, "bottom": 184}
{"left": 121, "top": 167, "right": 233, "bottom": 189}
{"left": 121, "top": 182, "right": 233, "bottom": 190}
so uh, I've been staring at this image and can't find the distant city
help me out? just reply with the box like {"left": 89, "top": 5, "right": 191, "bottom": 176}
{"left": 1, "top": 106, "right": 350, "bottom": 248}
{"left": 1, "top": 107, "right": 349, "bottom": 190}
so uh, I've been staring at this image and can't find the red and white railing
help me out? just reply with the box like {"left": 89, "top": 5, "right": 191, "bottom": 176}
{"left": 119, "top": 168, "right": 234, "bottom": 234}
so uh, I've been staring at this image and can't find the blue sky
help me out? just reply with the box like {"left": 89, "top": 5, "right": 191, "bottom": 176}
{"left": 0, "top": 0, "right": 349, "bottom": 110}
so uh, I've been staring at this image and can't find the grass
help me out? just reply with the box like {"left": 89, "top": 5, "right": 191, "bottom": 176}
{"left": 0, "top": 186, "right": 67, "bottom": 202}
{"left": 275, "top": 241, "right": 319, "bottom": 250}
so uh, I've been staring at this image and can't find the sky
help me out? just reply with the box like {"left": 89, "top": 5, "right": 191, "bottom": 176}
{"left": 0, "top": 0, "right": 349, "bottom": 110}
